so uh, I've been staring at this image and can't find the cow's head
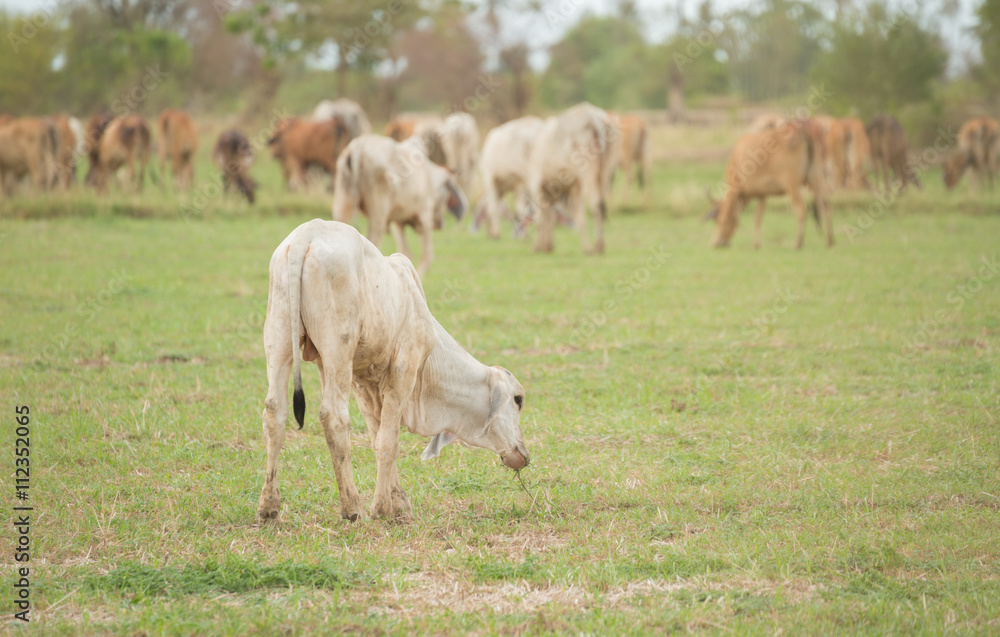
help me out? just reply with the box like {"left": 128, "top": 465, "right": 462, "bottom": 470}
{"left": 943, "top": 153, "right": 965, "bottom": 190}
{"left": 429, "top": 165, "right": 467, "bottom": 229}
{"left": 421, "top": 366, "right": 529, "bottom": 471}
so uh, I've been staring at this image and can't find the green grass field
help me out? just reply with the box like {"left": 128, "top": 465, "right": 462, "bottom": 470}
{"left": 2, "top": 156, "right": 999, "bottom": 635}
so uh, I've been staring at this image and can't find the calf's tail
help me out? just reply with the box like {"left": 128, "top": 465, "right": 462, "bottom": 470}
{"left": 287, "top": 239, "right": 309, "bottom": 428}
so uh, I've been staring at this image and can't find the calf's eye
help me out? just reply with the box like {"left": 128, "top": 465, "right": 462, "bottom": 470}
{"left": 514, "top": 395, "right": 524, "bottom": 410}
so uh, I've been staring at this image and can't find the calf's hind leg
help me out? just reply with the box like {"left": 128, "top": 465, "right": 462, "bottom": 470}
{"left": 258, "top": 315, "right": 293, "bottom": 522}
{"left": 317, "top": 357, "right": 364, "bottom": 522}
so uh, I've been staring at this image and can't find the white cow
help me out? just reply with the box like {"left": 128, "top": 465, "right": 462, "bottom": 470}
{"left": 528, "top": 102, "right": 620, "bottom": 254}
{"left": 477, "top": 116, "right": 544, "bottom": 238}
{"left": 332, "top": 134, "right": 467, "bottom": 277}
{"left": 312, "top": 98, "right": 372, "bottom": 141}
{"left": 258, "top": 219, "right": 530, "bottom": 523}
{"left": 437, "top": 112, "right": 480, "bottom": 196}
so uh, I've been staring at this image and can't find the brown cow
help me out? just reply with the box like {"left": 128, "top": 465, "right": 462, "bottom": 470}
{"left": 158, "top": 108, "right": 199, "bottom": 190}
{"left": 866, "top": 115, "right": 920, "bottom": 193}
{"left": 0, "top": 117, "right": 58, "bottom": 196}
{"left": 708, "top": 120, "right": 832, "bottom": 249}
{"left": 267, "top": 117, "right": 349, "bottom": 192}
{"left": 213, "top": 129, "right": 257, "bottom": 204}
{"left": 943, "top": 117, "right": 999, "bottom": 191}
{"left": 383, "top": 117, "right": 417, "bottom": 141}
{"left": 90, "top": 115, "right": 152, "bottom": 193}
{"left": 826, "top": 118, "right": 872, "bottom": 191}
{"left": 84, "top": 112, "right": 113, "bottom": 185}
{"left": 614, "top": 113, "right": 651, "bottom": 196}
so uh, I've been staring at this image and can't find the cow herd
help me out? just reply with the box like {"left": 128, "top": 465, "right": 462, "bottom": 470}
{"left": 0, "top": 103, "right": 996, "bottom": 261}
{"left": 708, "top": 112, "right": 1000, "bottom": 248}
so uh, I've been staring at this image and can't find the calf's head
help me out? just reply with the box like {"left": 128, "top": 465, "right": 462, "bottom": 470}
{"left": 421, "top": 366, "right": 529, "bottom": 471}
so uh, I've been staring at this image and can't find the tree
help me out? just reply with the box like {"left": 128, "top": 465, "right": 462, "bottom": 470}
{"left": 811, "top": 4, "right": 947, "bottom": 116}
{"left": 395, "top": 6, "right": 485, "bottom": 112}
{"left": 226, "top": 0, "right": 421, "bottom": 97}
{"left": 539, "top": 15, "right": 648, "bottom": 108}
{"left": 717, "top": 0, "right": 825, "bottom": 101}
{"left": 976, "top": 0, "right": 1000, "bottom": 98}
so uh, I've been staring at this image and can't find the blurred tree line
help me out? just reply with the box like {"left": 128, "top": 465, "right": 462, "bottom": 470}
{"left": 0, "top": 0, "right": 993, "bottom": 140}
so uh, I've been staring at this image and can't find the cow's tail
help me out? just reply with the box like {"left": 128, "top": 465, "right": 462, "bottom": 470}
{"left": 287, "top": 238, "right": 309, "bottom": 429}
{"left": 592, "top": 110, "right": 617, "bottom": 220}
{"left": 802, "top": 128, "right": 822, "bottom": 229}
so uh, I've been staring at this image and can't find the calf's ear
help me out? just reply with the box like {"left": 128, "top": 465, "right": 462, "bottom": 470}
{"left": 445, "top": 178, "right": 467, "bottom": 221}
{"left": 421, "top": 431, "right": 457, "bottom": 460}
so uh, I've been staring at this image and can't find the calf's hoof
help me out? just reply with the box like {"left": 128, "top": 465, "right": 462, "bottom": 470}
{"left": 340, "top": 496, "right": 365, "bottom": 523}
{"left": 371, "top": 488, "right": 413, "bottom": 523}
{"left": 257, "top": 485, "right": 281, "bottom": 523}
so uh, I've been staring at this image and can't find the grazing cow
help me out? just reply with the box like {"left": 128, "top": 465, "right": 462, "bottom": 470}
{"left": 83, "top": 112, "right": 113, "bottom": 185}
{"left": 528, "top": 102, "right": 620, "bottom": 254}
{"left": 613, "top": 113, "right": 651, "bottom": 196}
{"left": 313, "top": 98, "right": 372, "bottom": 140}
{"left": 89, "top": 115, "right": 152, "bottom": 193}
{"left": 158, "top": 108, "right": 199, "bottom": 190}
{"left": 212, "top": 129, "right": 257, "bottom": 204}
{"left": 0, "top": 117, "right": 58, "bottom": 196}
{"left": 708, "top": 120, "right": 833, "bottom": 249}
{"left": 332, "top": 134, "right": 467, "bottom": 277}
{"left": 943, "top": 117, "right": 999, "bottom": 191}
{"left": 477, "top": 116, "right": 544, "bottom": 238}
{"left": 827, "top": 118, "right": 871, "bottom": 190}
{"left": 437, "top": 112, "right": 480, "bottom": 196}
{"left": 268, "top": 116, "right": 349, "bottom": 192}
{"left": 258, "top": 219, "right": 529, "bottom": 523}
{"left": 866, "top": 115, "right": 921, "bottom": 193}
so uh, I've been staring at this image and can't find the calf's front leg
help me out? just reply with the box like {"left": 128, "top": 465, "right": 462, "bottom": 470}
{"left": 370, "top": 373, "right": 416, "bottom": 522}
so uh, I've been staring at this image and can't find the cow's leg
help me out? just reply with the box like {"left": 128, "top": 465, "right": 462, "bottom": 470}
{"left": 790, "top": 187, "right": 808, "bottom": 250}
{"left": 258, "top": 315, "right": 293, "bottom": 523}
{"left": 317, "top": 358, "right": 364, "bottom": 522}
{"left": 390, "top": 223, "right": 411, "bottom": 259}
{"left": 589, "top": 189, "right": 606, "bottom": 255}
{"left": 416, "top": 222, "right": 434, "bottom": 278}
{"left": 533, "top": 198, "right": 555, "bottom": 253}
{"left": 752, "top": 198, "right": 767, "bottom": 250}
{"left": 485, "top": 182, "right": 502, "bottom": 239}
{"left": 288, "top": 159, "right": 304, "bottom": 192}
{"left": 371, "top": 378, "right": 416, "bottom": 522}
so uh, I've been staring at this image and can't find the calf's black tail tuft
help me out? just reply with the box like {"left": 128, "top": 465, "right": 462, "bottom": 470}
{"left": 293, "top": 388, "right": 305, "bottom": 429}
